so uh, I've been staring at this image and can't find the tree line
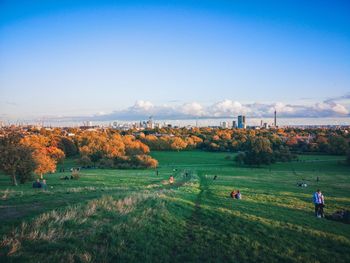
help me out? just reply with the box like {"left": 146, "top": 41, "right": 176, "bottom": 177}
{"left": 0, "top": 126, "right": 349, "bottom": 185}
{"left": 0, "top": 128, "right": 158, "bottom": 185}
{"left": 132, "top": 127, "right": 349, "bottom": 165}
{"left": 130, "top": 127, "right": 349, "bottom": 155}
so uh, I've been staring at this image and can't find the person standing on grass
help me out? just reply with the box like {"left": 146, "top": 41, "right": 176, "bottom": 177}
{"left": 41, "top": 179, "right": 48, "bottom": 191}
{"left": 313, "top": 189, "right": 323, "bottom": 218}
{"left": 318, "top": 191, "right": 325, "bottom": 218}
{"left": 32, "top": 178, "right": 41, "bottom": 189}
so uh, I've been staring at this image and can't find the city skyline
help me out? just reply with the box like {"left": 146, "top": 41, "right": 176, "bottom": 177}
{"left": 1, "top": 0, "right": 350, "bottom": 122}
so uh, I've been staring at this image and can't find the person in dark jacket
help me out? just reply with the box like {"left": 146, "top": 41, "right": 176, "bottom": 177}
{"left": 32, "top": 179, "right": 41, "bottom": 188}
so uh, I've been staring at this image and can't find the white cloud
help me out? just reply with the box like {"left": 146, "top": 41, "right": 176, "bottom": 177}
{"left": 131, "top": 100, "right": 154, "bottom": 111}
{"left": 210, "top": 100, "right": 249, "bottom": 117}
{"left": 269, "top": 102, "right": 295, "bottom": 114}
{"left": 332, "top": 103, "right": 349, "bottom": 114}
{"left": 43, "top": 95, "right": 350, "bottom": 122}
{"left": 313, "top": 102, "right": 349, "bottom": 115}
{"left": 181, "top": 102, "right": 204, "bottom": 116}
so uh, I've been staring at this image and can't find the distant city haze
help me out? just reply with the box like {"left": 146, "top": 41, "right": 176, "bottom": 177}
{"left": 7, "top": 117, "right": 350, "bottom": 128}
{"left": 0, "top": 1, "right": 349, "bottom": 123}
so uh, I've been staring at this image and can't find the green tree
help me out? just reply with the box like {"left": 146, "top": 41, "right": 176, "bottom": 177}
{"left": 16, "top": 147, "right": 36, "bottom": 183}
{"left": 273, "top": 146, "right": 295, "bottom": 162}
{"left": 328, "top": 136, "right": 348, "bottom": 155}
{"left": 78, "top": 155, "right": 93, "bottom": 167}
{"left": 234, "top": 152, "right": 245, "bottom": 166}
{"left": 58, "top": 137, "right": 78, "bottom": 157}
{"left": 243, "top": 137, "right": 274, "bottom": 166}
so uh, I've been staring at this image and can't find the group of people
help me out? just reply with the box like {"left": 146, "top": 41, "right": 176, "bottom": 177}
{"left": 313, "top": 189, "right": 325, "bottom": 218}
{"left": 297, "top": 182, "right": 308, "bottom": 187}
{"left": 230, "top": 190, "right": 241, "bottom": 199}
{"left": 32, "top": 179, "right": 48, "bottom": 190}
{"left": 227, "top": 188, "right": 326, "bottom": 218}
{"left": 60, "top": 175, "right": 75, "bottom": 180}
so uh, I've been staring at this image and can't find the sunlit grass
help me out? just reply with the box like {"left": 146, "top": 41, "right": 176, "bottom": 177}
{"left": 0, "top": 151, "right": 349, "bottom": 262}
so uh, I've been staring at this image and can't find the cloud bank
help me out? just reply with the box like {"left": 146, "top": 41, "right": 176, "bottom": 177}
{"left": 33, "top": 93, "right": 349, "bottom": 123}
{"left": 58, "top": 96, "right": 349, "bottom": 122}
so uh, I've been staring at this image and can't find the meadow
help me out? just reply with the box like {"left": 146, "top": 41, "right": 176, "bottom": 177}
{"left": 0, "top": 151, "right": 349, "bottom": 262}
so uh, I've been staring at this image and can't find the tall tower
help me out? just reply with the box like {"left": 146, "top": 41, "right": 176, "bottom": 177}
{"left": 274, "top": 110, "right": 277, "bottom": 127}
{"left": 238, "top": 115, "right": 246, "bottom": 129}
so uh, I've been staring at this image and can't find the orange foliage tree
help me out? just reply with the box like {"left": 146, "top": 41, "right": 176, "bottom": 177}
{"left": 170, "top": 137, "right": 188, "bottom": 151}
{"left": 21, "top": 135, "right": 65, "bottom": 179}
{"left": 33, "top": 151, "right": 56, "bottom": 179}
{"left": 76, "top": 131, "right": 156, "bottom": 168}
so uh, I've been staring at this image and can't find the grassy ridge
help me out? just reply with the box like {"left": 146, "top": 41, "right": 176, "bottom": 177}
{"left": 0, "top": 151, "right": 349, "bottom": 262}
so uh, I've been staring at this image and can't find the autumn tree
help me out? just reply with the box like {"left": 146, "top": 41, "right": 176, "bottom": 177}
{"left": 21, "top": 134, "right": 65, "bottom": 179}
{"left": 285, "top": 137, "right": 298, "bottom": 150}
{"left": 78, "top": 132, "right": 125, "bottom": 161}
{"left": 132, "top": 155, "right": 158, "bottom": 168}
{"left": 76, "top": 131, "right": 156, "bottom": 169}
{"left": 0, "top": 133, "right": 36, "bottom": 185}
{"left": 123, "top": 135, "right": 150, "bottom": 155}
{"left": 316, "top": 136, "right": 329, "bottom": 152}
{"left": 33, "top": 151, "right": 56, "bottom": 179}
{"left": 170, "top": 137, "right": 187, "bottom": 151}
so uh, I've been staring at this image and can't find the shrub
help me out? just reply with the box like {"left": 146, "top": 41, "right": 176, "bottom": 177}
{"left": 71, "top": 169, "right": 80, "bottom": 180}
{"left": 98, "top": 158, "right": 114, "bottom": 169}
{"left": 78, "top": 155, "right": 93, "bottom": 168}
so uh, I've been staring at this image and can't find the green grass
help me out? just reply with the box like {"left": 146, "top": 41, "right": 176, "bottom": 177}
{"left": 0, "top": 151, "right": 349, "bottom": 262}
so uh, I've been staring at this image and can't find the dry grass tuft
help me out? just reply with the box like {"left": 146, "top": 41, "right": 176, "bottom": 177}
{"left": 0, "top": 193, "right": 151, "bottom": 256}
{"left": 1, "top": 189, "right": 10, "bottom": 200}
{"left": 79, "top": 252, "right": 92, "bottom": 262}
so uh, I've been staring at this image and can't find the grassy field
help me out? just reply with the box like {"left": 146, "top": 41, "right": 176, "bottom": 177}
{"left": 0, "top": 151, "right": 349, "bottom": 262}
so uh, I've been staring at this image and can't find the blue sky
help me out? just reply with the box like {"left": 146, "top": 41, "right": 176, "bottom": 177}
{"left": 0, "top": 0, "right": 349, "bottom": 121}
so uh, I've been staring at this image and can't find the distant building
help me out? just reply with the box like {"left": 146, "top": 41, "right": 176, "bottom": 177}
{"left": 238, "top": 115, "right": 246, "bottom": 129}
{"left": 154, "top": 122, "right": 162, "bottom": 128}
{"left": 111, "top": 121, "right": 118, "bottom": 128}
{"left": 83, "top": 121, "right": 93, "bottom": 127}
{"left": 221, "top": 121, "right": 229, "bottom": 129}
{"left": 146, "top": 116, "right": 154, "bottom": 129}
{"left": 273, "top": 110, "right": 277, "bottom": 128}
{"left": 232, "top": 120, "right": 237, "bottom": 128}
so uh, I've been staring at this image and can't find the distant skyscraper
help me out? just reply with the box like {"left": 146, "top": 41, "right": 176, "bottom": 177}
{"left": 238, "top": 115, "right": 246, "bottom": 129}
{"left": 232, "top": 120, "right": 237, "bottom": 129}
{"left": 274, "top": 110, "right": 277, "bottom": 127}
